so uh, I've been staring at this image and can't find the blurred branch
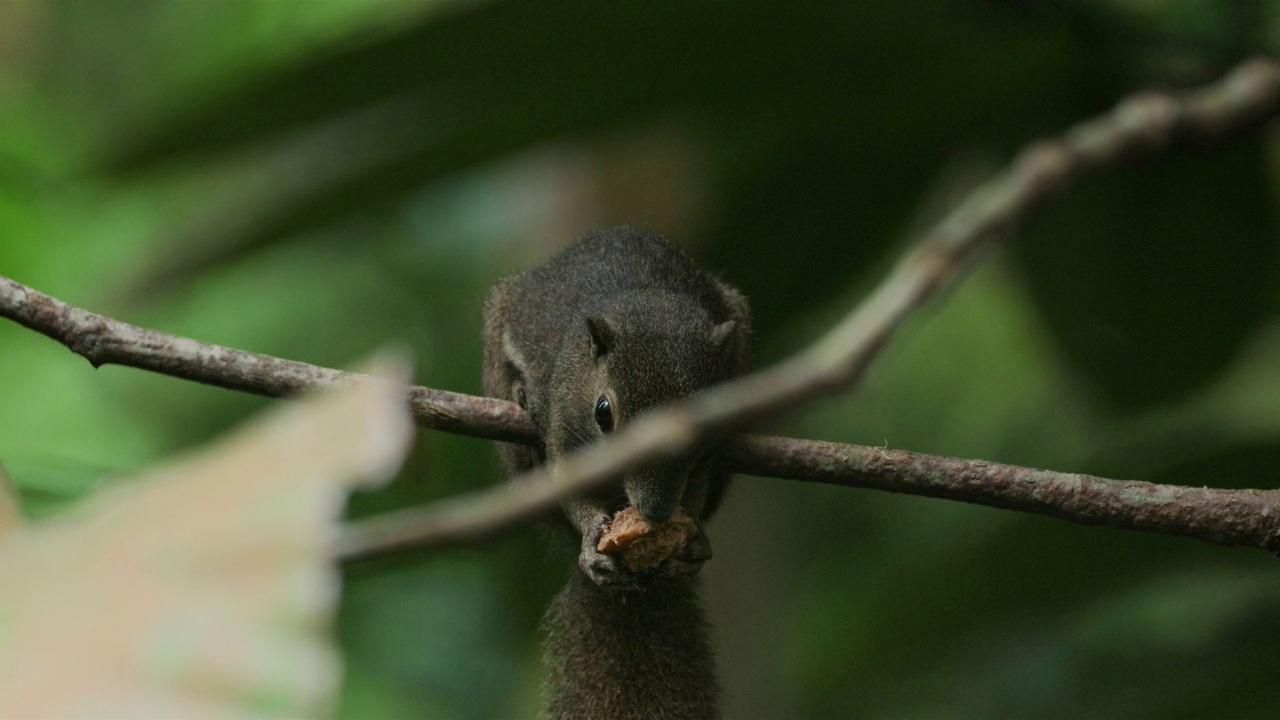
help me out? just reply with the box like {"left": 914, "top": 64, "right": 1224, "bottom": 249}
{"left": 3, "top": 58, "right": 1280, "bottom": 561}
{"left": 337, "top": 56, "right": 1280, "bottom": 560}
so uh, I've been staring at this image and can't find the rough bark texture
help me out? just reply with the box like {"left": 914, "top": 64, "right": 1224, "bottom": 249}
{"left": 727, "top": 436, "right": 1280, "bottom": 553}
{"left": 0, "top": 276, "right": 536, "bottom": 444}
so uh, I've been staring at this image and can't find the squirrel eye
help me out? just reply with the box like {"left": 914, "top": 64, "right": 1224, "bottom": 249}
{"left": 594, "top": 395, "right": 614, "bottom": 433}
{"left": 515, "top": 386, "right": 527, "bottom": 409}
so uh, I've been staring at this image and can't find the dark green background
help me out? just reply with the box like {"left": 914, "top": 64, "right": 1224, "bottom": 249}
{"left": 2, "top": 1, "right": 1279, "bottom": 717}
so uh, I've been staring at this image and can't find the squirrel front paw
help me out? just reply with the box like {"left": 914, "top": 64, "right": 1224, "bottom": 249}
{"left": 655, "top": 528, "right": 712, "bottom": 577}
{"left": 579, "top": 519, "right": 637, "bottom": 588}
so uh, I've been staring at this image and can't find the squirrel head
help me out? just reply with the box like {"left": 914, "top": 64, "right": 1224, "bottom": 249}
{"left": 545, "top": 291, "right": 740, "bottom": 522}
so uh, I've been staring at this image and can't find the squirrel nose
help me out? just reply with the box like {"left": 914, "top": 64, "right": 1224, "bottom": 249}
{"left": 636, "top": 497, "right": 676, "bottom": 523}
{"left": 630, "top": 477, "right": 685, "bottom": 523}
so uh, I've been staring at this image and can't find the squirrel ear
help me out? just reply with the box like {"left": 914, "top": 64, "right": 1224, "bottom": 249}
{"left": 501, "top": 329, "right": 528, "bottom": 375}
{"left": 586, "top": 315, "right": 617, "bottom": 359}
{"left": 709, "top": 320, "right": 737, "bottom": 351}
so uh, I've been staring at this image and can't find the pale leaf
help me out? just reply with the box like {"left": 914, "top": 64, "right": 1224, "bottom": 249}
{"left": 0, "top": 358, "right": 413, "bottom": 719}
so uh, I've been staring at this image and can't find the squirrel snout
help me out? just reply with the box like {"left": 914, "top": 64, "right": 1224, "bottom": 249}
{"left": 629, "top": 477, "right": 686, "bottom": 523}
{"left": 636, "top": 498, "right": 677, "bottom": 523}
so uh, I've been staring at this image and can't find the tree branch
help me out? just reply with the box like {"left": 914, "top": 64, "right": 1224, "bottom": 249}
{"left": 0, "top": 276, "right": 536, "bottom": 444}
{"left": 728, "top": 436, "right": 1280, "bottom": 553}
{"left": 3, "top": 58, "right": 1280, "bottom": 562}
{"left": 335, "top": 57, "right": 1280, "bottom": 560}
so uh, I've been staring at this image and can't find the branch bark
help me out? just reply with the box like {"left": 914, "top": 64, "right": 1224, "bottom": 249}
{"left": 3, "top": 58, "right": 1280, "bottom": 562}
{"left": 0, "top": 277, "right": 536, "bottom": 444}
{"left": 729, "top": 436, "right": 1280, "bottom": 553}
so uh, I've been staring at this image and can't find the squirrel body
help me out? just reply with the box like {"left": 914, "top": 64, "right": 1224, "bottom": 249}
{"left": 482, "top": 226, "right": 751, "bottom": 719}
{"left": 544, "top": 572, "right": 716, "bottom": 720}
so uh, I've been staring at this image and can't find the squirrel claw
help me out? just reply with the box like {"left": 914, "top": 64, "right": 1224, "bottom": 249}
{"left": 682, "top": 530, "right": 713, "bottom": 563}
{"left": 656, "top": 530, "right": 712, "bottom": 577}
{"left": 579, "top": 519, "right": 638, "bottom": 588}
{"left": 580, "top": 546, "right": 637, "bottom": 588}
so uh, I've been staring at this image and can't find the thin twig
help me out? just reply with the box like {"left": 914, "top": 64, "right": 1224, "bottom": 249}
{"left": 3, "top": 58, "right": 1280, "bottom": 562}
{"left": 0, "top": 277, "right": 536, "bottom": 444}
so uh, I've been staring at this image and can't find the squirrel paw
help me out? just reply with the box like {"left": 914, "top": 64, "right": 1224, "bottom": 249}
{"left": 579, "top": 520, "right": 638, "bottom": 588}
{"left": 655, "top": 528, "right": 713, "bottom": 577}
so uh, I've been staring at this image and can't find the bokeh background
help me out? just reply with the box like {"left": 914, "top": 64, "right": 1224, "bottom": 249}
{"left": 3, "top": 1, "right": 1280, "bottom": 718}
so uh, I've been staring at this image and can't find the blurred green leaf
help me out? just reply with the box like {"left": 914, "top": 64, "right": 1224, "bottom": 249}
{"left": 103, "top": 0, "right": 1078, "bottom": 302}
{"left": 1016, "top": 138, "right": 1278, "bottom": 409}
{"left": 340, "top": 558, "right": 527, "bottom": 719}
{"left": 3, "top": 1, "right": 1280, "bottom": 717}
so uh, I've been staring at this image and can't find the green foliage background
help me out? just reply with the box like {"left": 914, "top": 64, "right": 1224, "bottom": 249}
{"left": 3, "top": 1, "right": 1280, "bottom": 717}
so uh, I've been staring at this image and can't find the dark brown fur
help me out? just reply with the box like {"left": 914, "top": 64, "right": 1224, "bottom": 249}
{"left": 482, "top": 227, "right": 750, "bottom": 720}
{"left": 545, "top": 573, "right": 717, "bottom": 720}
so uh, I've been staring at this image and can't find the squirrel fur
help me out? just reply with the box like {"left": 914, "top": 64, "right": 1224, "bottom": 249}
{"left": 482, "top": 226, "right": 751, "bottom": 720}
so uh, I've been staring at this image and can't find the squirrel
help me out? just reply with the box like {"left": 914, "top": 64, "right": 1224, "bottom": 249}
{"left": 482, "top": 226, "right": 751, "bottom": 720}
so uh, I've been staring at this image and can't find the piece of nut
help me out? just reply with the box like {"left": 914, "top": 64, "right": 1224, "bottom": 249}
{"left": 597, "top": 506, "right": 696, "bottom": 571}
